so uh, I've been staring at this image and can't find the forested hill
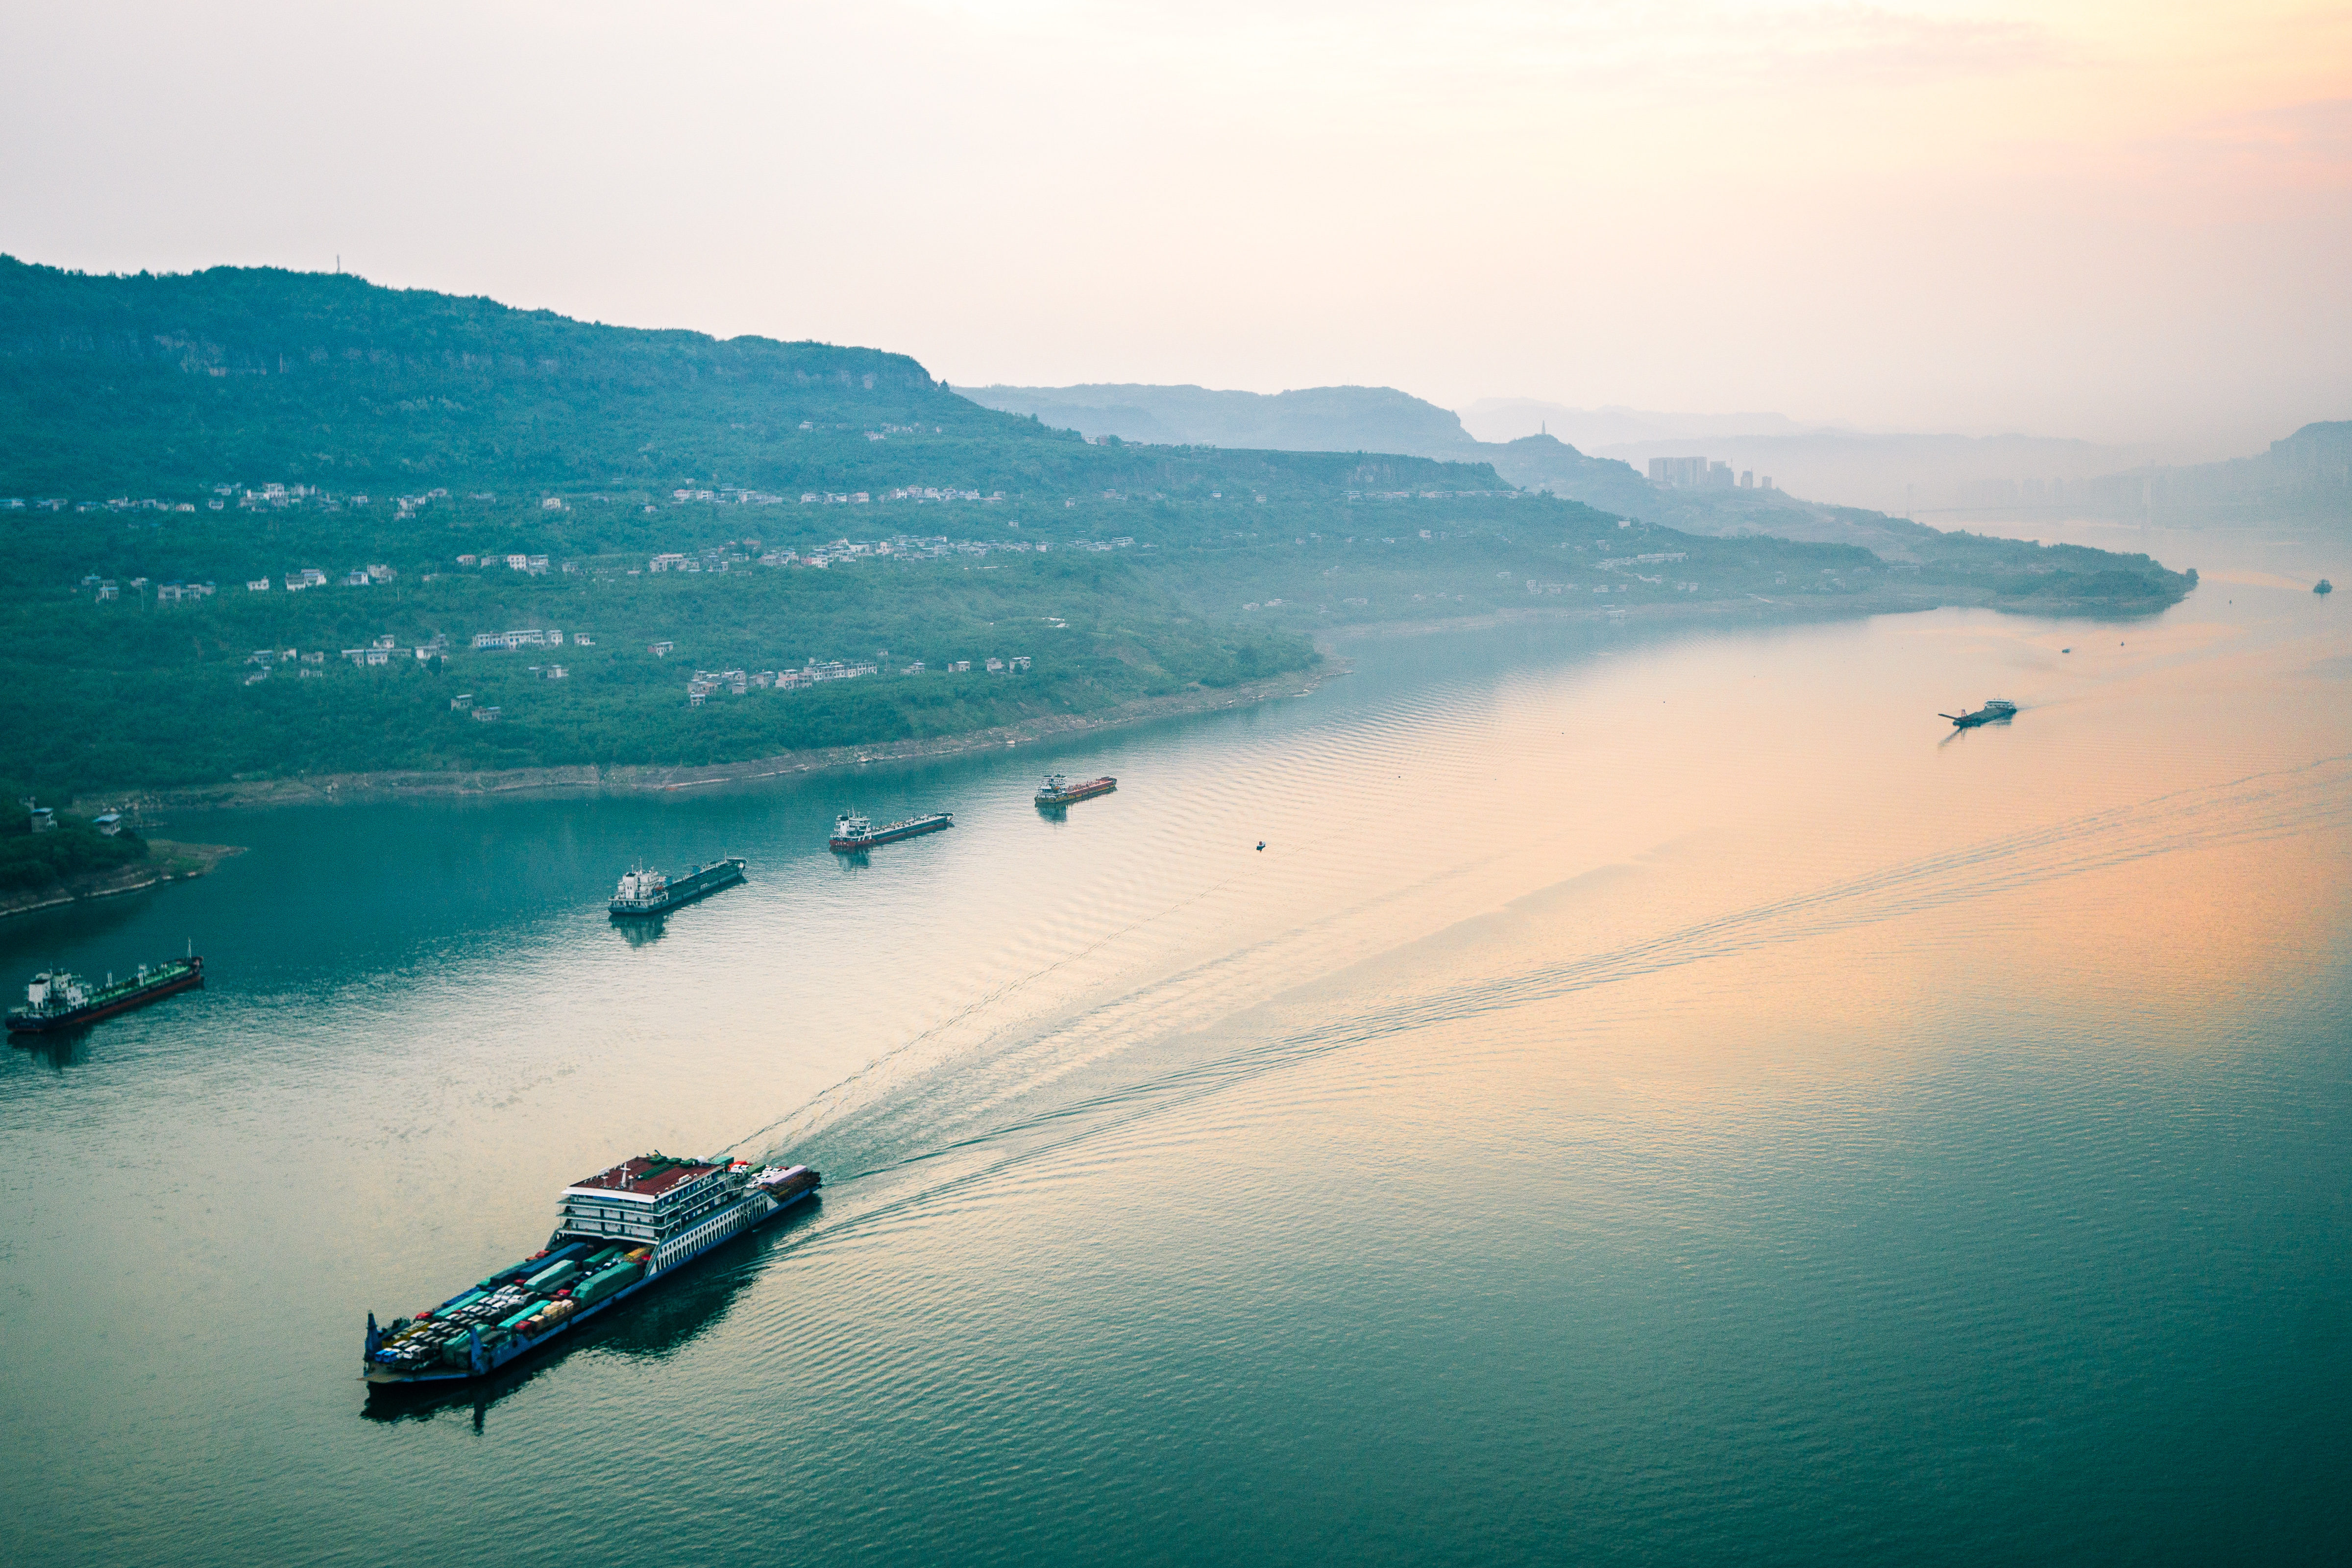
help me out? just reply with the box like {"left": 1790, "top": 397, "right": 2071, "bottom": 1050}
{"left": 0, "top": 257, "right": 1494, "bottom": 500}
{"left": 960, "top": 383, "right": 1485, "bottom": 459}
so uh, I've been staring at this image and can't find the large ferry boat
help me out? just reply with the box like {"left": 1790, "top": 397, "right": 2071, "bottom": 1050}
{"left": 830, "top": 811, "right": 953, "bottom": 851}
{"left": 1939, "top": 699, "right": 2018, "bottom": 729}
{"left": 363, "top": 1154, "right": 820, "bottom": 1387}
{"left": 1034, "top": 772, "right": 1117, "bottom": 807}
{"left": 7, "top": 956, "right": 204, "bottom": 1034}
{"left": 609, "top": 858, "right": 745, "bottom": 917}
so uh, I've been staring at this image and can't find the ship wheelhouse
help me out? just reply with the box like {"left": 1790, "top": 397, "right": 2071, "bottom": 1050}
{"left": 612, "top": 866, "right": 669, "bottom": 906}
{"left": 557, "top": 1153, "right": 749, "bottom": 1250}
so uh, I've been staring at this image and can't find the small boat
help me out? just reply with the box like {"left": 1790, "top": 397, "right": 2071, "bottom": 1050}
{"left": 1035, "top": 772, "right": 1116, "bottom": 807}
{"left": 2317, "top": 579, "right": 2334, "bottom": 595}
{"left": 1939, "top": 699, "right": 2018, "bottom": 729}
{"left": 829, "top": 811, "right": 953, "bottom": 852}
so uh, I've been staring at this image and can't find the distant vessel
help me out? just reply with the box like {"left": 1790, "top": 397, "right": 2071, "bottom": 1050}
{"left": 363, "top": 1153, "right": 820, "bottom": 1387}
{"left": 830, "top": 811, "right": 953, "bottom": 851}
{"left": 1939, "top": 699, "right": 2018, "bottom": 729}
{"left": 2318, "top": 579, "right": 2334, "bottom": 595}
{"left": 8, "top": 956, "right": 204, "bottom": 1033}
{"left": 1035, "top": 772, "right": 1117, "bottom": 806}
{"left": 609, "top": 858, "right": 745, "bottom": 917}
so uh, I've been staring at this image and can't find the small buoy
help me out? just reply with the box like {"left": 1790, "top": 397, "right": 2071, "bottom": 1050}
{"left": 1255, "top": 841, "right": 1265, "bottom": 852}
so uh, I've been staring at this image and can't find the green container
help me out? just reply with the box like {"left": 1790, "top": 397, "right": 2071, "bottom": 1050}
{"left": 525, "top": 1259, "right": 582, "bottom": 1292}
{"left": 572, "top": 1260, "right": 643, "bottom": 1306}
{"left": 498, "top": 1304, "right": 544, "bottom": 1330}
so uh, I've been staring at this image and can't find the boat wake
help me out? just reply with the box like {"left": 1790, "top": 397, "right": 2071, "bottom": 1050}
{"left": 730, "top": 752, "right": 2352, "bottom": 1247}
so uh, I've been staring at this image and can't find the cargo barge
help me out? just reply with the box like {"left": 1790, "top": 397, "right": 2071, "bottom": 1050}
{"left": 830, "top": 810, "right": 953, "bottom": 852}
{"left": 1939, "top": 699, "right": 2018, "bottom": 729}
{"left": 8, "top": 956, "right": 204, "bottom": 1034}
{"left": 364, "top": 1154, "right": 819, "bottom": 1387}
{"left": 609, "top": 858, "right": 745, "bottom": 917}
{"left": 1035, "top": 772, "right": 1117, "bottom": 807}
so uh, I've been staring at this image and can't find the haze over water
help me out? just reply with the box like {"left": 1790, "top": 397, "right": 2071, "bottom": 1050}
{"left": 3, "top": 517, "right": 2347, "bottom": 1565}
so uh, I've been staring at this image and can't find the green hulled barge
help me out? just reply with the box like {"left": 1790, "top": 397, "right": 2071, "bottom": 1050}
{"left": 8, "top": 957, "right": 204, "bottom": 1034}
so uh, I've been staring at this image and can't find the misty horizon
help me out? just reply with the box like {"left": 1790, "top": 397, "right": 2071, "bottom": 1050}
{"left": 4, "top": 3, "right": 2345, "bottom": 455}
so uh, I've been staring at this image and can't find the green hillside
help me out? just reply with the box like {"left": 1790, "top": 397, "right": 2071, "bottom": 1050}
{"left": 0, "top": 259, "right": 2200, "bottom": 801}
{"left": 0, "top": 256, "right": 1491, "bottom": 501}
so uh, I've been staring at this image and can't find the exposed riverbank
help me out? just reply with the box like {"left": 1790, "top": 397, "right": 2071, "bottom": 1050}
{"left": 0, "top": 841, "right": 246, "bottom": 920}
{"left": 72, "top": 667, "right": 1343, "bottom": 813}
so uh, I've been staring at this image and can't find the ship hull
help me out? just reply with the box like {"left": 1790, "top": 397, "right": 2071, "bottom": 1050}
{"left": 830, "top": 815, "right": 952, "bottom": 852}
{"left": 7, "top": 962, "right": 204, "bottom": 1034}
{"left": 363, "top": 1180, "right": 818, "bottom": 1388}
{"left": 609, "top": 859, "right": 745, "bottom": 917}
{"left": 1035, "top": 778, "right": 1116, "bottom": 806}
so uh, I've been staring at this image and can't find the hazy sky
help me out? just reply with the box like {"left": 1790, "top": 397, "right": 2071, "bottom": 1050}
{"left": 4, "top": 2, "right": 2347, "bottom": 453}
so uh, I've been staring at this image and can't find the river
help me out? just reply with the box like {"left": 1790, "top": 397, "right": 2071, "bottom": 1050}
{"left": 3, "top": 515, "right": 2347, "bottom": 1566}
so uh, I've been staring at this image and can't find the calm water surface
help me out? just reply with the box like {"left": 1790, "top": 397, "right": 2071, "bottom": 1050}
{"left": 3, "top": 519, "right": 2347, "bottom": 1566}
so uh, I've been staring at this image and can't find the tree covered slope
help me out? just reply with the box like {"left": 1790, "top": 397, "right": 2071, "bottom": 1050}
{"left": 0, "top": 257, "right": 1494, "bottom": 501}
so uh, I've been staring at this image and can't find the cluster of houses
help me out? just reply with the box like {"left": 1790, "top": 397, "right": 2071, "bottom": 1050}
{"left": 456, "top": 553, "right": 550, "bottom": 574}
{"left": 19, "top": 496, "right": 200, "bottom": 515}
{"left": 662, "top": 485, "right": 1004, "bottom": 508}
{"left": 686, "top": 660, "right": 882, "bottom": 707}
{"left": 1346, "top": 489, "right": 1520, "bottom": 501}
{"left": 472, "top": 628, "right": 593, "bottom": 651}
{"left": 447, "top": 694, "right": 503, "bottom": 722}
{"left": 240, "top": 646, "right": 327, "bottom": 686}
{"left": 239, "top": 565, "right": 396, "bottom": 592}
{"left": 339, "top": 633, "right": 452, "bottom": 668}
{"left": 680, "top": 654, "right": 1034, "bottom": 708}
{"left": 19, "top": 482, "right": 457, "bottom": 519}
{"left": 78, "top": 574, "right": 219, "bottom": 603}
{"left": 237, "top": 635, "right": 460, "bottom": 684}
{"left": 632, "top": 533, "right": 1131, "bottom": 576}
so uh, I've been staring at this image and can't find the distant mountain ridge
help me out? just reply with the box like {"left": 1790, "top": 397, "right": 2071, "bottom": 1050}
{"left": 2065, "top": 420, "right": 2350, "bottom": 523}
{"left": 956, "top": 383, "right": 1487, "bottom": 458}
{"left": 966, "top": 378, "right": 2341, "bottom": 526}
{"left": 0, "top": 258, "right": 1494, "bottom": 499}
{"left": 958, "top": 380, "right": 1666, "bottom": 512}
{"left": 1459, "top": 399, "right": 1834, "bottom": 448}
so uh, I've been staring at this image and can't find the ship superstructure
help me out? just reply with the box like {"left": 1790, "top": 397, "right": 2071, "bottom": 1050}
{"left": 7, "top": 956, "right": 204, "bottom": 1033}
{"left": 363, "top": 1152, "right": 820, "bottom": 1386}
{"left": 829, "top": 811, "right": 953, "bottom": 852}
{"left": 1034, "top": 772, "right": 1117, "bottom": 807}
{"left": 609, "top": 858, "right": 746, "bottom": 917}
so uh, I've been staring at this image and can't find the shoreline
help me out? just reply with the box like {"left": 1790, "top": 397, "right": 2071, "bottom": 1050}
{"left": 77, "top": 668, "right": 1344, "bottom": 814}
{"left": 0, "top": 842, "right": 247, "bottom": 921}
{"left": 66, "top": 587, "right": 2159, "bottom": 816}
